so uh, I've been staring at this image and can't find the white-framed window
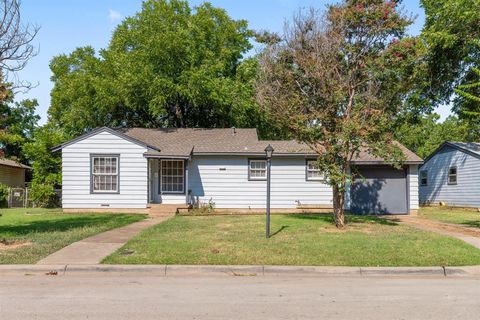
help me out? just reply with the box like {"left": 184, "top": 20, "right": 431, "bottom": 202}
{"left": 420, "top": 170, "right": 428, "bottom": 186}
{"left": 91, "top": 155, "right": 119, "bottom": 193}
{"left": 306, "top": 160, "right": 323, "bottom": 181}
{"left": 161, "top": 160, "right": 184, "bottom": 193}
{"left": 248, "top": 159, "right": 267, "bottom": 180}
{"left": 448, "top": 166, "right": 457, "bottom": 185}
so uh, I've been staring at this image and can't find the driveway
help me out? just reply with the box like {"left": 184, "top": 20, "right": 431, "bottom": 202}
{"left": 1, "top": 274, "right": 479, "bottom": 319}
{"left": 387, "top": 215, "right": 480, "bottom": 250}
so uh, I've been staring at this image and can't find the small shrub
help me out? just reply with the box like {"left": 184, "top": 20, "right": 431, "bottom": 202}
{"left": 0, "top": 183, "right": 8, "bottom": 208}
{"left": 188, "top": 198, "right": 216, "bottom": 215}
{"left": 29, "top": 182, "right": 59, "bottom": 208}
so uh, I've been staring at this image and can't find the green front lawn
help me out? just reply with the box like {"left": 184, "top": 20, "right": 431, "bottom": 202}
{"left": 103, "top": 214, "right": 480, "bottom": 266}
{"left": 0, "top": 208, "right": 145, "bottom": 264}
{"left": 419, "top": 206, "right": 480, "bottom": 228}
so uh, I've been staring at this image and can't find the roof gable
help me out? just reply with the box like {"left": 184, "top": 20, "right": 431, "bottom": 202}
{"left": 424, "top": 141, "right": 480, "bottom": 164}
{"left": 51, "top": 127, "right": 161, "bottom": 152}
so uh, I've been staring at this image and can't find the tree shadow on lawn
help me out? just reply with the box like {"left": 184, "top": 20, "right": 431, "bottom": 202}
{"left": 286, "top": 213, "right": 398, "bottom": 226}
{"left": 0, "top": 215, "right": 136, "bottom": 237}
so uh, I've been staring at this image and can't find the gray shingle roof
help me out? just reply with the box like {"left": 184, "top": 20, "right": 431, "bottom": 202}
{"left": 121, "top": 127, "right": 422, "bottom": 163}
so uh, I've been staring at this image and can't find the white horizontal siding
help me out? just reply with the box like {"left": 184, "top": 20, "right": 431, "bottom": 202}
{"left": 62, "top": 130, "right": 148, "bottom": 209}
{"left": 409, "top": 165, "right": 419, "bottom": 210}
{"left": 188, "top": 156, "right": 332, "bottom": 209}
{"left": 419, "top": 146, "right": 480, "bottom": 208}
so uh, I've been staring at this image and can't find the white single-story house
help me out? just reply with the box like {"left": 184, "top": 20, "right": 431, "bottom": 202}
{"left": 52, "top": 127, "right": 422, "bottom": 214}
{"left": 419, "top": 141, "right": 480, "bottom": 208}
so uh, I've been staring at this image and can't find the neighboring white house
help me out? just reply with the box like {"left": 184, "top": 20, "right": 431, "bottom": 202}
{"left": 419, "top": 142, "right": 480, "bottom": 208}
{"left": 52, "top": 127, "right": 422, "bottom": 214}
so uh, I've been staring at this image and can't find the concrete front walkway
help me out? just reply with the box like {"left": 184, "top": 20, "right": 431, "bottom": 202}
{"left": 390, "top": 216, "right": 480, "bottom": 250}
{"left": 37, "top": 216, "right": 170, "bottom": 265}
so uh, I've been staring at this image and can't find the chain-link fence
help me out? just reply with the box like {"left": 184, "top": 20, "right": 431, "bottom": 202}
{"left": 3, "top": 187, "right": 62, "bottom": 208}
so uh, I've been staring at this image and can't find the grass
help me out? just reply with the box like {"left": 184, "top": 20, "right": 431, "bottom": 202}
{"left": 103, "top": 213, "right": 480, "bottom": 266}
{"left": 419, "top": 206, "right": 480, "bottom": 228}
{"left": 0, "top": 208, "right": 145, "bottom": 264}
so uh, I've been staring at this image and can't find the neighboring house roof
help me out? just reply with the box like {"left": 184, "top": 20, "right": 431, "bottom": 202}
{"left": 52, "top": 126, "right": 423, "bottom": 164}
{"left": 424, "top": 141, "right": 480, "bottom": 163}
{"left": 0, "top": 158, "right": 31, "bottom": 169}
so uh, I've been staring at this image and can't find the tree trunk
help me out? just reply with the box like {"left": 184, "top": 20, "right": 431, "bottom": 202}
{"left": 332, "top": 184, "right": 345, "bottom": 228}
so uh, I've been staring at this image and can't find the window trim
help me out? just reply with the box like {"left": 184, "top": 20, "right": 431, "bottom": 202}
{"left": 447, "top": 166, "right": 457, "bottom": 185}
{"left": 90, "top": 154, "right": 120, "bottom": 194}
{"left": 305, "top": 159, "right": 323, "bottom": 181}
{"left": 159, "top": 159, "right": 186, "bottom": 195}
{"left": 248, "top": 159, "right": 267, "bottom": 181}
{"left": 420, "top": 170, "right": 428, "bottom": 186}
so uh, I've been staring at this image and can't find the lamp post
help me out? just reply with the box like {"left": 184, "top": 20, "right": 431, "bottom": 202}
{"left": 265, "top": 144, "right": 274, "bottom": 238}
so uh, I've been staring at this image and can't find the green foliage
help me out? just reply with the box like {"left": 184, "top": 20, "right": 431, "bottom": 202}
{"left": 28, "top": 181, "right": 59, "bottom": 208}
{"left": 395, "top": 114, "right": 469, "bottom": 158}
{"left": 47, "top": 0, "right": 273, "bottom": 137}
{"left": 0, "top": 183, "right": 8, "bottom": 208}
{"left": 453, "top": 67, "right": 480, "bottom": 138}
{"left": 0, "top": 89, "right": 40, "bottom": 161}
{"left": 420, "top": 0, "right": 480, "bottom": 136}
{"left": 23, "top": 125, "right": 67, "bottom": 207}
{"left": 256, "top": 1, "right": 421, "bottom": 226}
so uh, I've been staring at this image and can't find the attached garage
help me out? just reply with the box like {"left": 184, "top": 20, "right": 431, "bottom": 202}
{"left": 350, "top": 166, "right": 408, "bottom": 215}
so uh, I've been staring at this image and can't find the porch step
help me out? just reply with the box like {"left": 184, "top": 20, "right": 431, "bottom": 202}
{"left": 148, "top": 204, "right": 190, "bottom": 216}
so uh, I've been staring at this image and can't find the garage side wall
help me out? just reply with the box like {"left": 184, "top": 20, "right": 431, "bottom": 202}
{"left": 62, "top": 131, "right": 148, "bottom": 209}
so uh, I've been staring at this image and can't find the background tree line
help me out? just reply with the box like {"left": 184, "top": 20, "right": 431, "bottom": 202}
{"left": 0, "top": 0, "right": 479, "bottom": 208}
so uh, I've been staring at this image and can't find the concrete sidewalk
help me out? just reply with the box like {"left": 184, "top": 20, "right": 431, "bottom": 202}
{"left": 37, "top": 216, "right": 170, "bottom": 265}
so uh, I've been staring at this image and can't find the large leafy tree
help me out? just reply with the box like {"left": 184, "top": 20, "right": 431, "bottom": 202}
{"left": 256, "top": 1, "right": 421, "bottom": 228}
{"left": 420, "top": 0, "right": 480, "bottom": 136}
{"left": 395, "top": 114, "right": 469, "bottom": 158}
{"left": 48, "top": 0, "right": 266, "bottom": 137}
{"left": 453, "top": 67, "right": 480, "bottom": 138}
{"left": 0, "top": 0, "right": 39, "bottom": 157}
{"left": 0, "top": 91, "right": 40, "bottom": 161}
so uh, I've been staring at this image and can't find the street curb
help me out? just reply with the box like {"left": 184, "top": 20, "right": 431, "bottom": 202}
{"left": 0, "top": 264, "right": 478, "bottom": 277}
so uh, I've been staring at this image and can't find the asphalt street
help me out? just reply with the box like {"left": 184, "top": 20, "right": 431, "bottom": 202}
{"left": 1, "top": 274, "right": 479, "bottom": 319}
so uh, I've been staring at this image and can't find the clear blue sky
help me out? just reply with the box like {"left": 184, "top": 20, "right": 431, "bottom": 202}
{"left": 16, "top": 0, "right": 450, "bottom": 124}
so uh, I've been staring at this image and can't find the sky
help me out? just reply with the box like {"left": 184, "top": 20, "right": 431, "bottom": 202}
{"left": 16, "top": 0, "right": 450, "bottom": 125}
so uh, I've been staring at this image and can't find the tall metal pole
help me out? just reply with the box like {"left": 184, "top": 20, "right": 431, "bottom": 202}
{"left": 266, "top": 157, "right": 271, "bottom": 238}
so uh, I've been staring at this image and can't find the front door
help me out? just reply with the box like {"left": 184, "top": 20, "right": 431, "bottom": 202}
{"left": 150, "top": 159, "right": 187, "bottom": 204}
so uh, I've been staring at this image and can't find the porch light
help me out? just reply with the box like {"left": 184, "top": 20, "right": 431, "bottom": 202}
{"left": 265, "top": 144, "right": 274, "bottom": 159}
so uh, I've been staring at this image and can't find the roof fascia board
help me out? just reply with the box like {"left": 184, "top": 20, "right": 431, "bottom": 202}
{"left": 51, "top": 127, "right": 160, "bottom": 152}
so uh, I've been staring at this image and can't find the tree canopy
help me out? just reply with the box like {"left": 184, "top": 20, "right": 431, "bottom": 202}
{"left": 48, "top": 0, "right": 278, "bottom": 138}
{"left": 256, "top": 1, "right": 421, "bottom": 227}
